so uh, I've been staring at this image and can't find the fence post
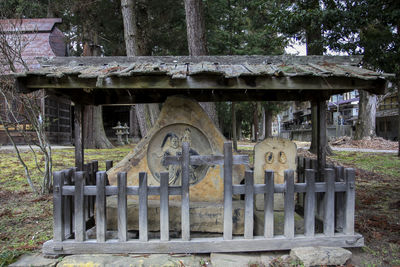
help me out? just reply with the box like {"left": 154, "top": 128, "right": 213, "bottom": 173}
{"left": 160, "top": 172, "right": 169, "bottom": 241}
{"left": 223, "top": 142, "right": 233, "bottom": 240}
{"left": 106, "top": 160, "right": 113, "bottom": 171}
{"left": 181, "top": 142, "right": 190, "bottom": 241}
{"left": 53, "top": 171, "right": 64, "bottom": 242}
{"left": 344, "top": 168, "right": 355, "bottom": 235}
{"left": 284, "top": 170, "right": 295, "bottom": 238}
{"left": 62, "top": 169, "right": 73, "bottom": 238}
{"left": 335, "top": 166, "right": 345, "bottom": 232}
{"left": 96, "top": 171, "right": 107, "bottom": 242}
{"left": 264, "top": 170, "right": 274, "bottom": 238}
{"left": 304, "top": 169, "right": 315, "bottom": 237}
{"left": 118, "top": 172, "right": 127, "bottom": 242}
{"left": 324, "top": 168, "right": 335, "bottom": 237}
{"left": 139, "top": 172, "right": 148, "bottom": 242}
{"left": 74, "top": 171, "right": 86, "bottom": 242}
{"left": 244, "top": 170, "right": 254, "bottom": 239}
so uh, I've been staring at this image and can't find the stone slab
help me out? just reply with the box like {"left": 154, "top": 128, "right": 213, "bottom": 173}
{"left": 9, "top": 254, "right": 59, "bottom": 267}
{"left": 254, "top": 138, "right": 297, "bottom": 210}
{"left": 290, "top": 246, "right": 352, "bottom": 267}
{"left": 57, "top": 254, "right": 210, "bottom": 267}
{"left": 108, "top": 96, "right": 247, "bottom": 203}
{"left": 210, "top": 252, "right": 289, "bottom": 267}
{"left": 106, "top": 196, "right": 245, "bottom": 234}
{"left": 254, "top": 210, "right": 304, "bottom": 236}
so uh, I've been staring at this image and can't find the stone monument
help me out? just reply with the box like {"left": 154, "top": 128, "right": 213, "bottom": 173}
{"left": 107, "top": 96, "right": 247, "bottom": 234}
{"left": 254, "top": 137, "right": 297, "bottom": 210}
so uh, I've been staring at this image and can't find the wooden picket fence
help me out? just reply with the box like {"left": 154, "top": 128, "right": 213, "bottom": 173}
{"left": 43, "top": 142, "right": 363, "bottom": 256}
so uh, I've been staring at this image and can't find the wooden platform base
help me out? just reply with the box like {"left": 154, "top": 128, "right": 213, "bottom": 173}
{"left": 43, "top": 233, "right": 364, "bottom": 256}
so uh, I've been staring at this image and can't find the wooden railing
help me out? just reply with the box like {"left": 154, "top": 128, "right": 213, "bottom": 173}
{"left": 43, "top": 142, "right": 363, "bottom": 256}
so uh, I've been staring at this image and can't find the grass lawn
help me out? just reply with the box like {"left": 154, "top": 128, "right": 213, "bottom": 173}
{"left": 0, "top": 146, "right": 399, "bottom": 266}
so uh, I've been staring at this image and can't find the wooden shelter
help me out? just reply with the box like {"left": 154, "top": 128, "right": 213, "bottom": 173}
{"left": 14, "top": 55, "right": 388, "bottom": 255}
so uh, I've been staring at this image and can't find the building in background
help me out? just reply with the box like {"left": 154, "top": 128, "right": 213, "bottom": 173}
{"left": 0, "top": 18, "right": 72, "bottom": 145}
{"left": 376, "top": 92, "right": 398, "bottom": 141}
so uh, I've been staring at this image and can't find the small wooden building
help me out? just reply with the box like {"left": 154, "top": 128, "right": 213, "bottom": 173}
{"left": 0, "top": 18, "right": 72, "bottom": 145}
{"left": 14, "top": 55, "right": 389, "bottom": 255}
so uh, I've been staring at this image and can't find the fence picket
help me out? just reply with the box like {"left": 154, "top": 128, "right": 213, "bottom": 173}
{"left": 96, "top": 171, "right": 107, "bottom": 242}
{"left": 284, "top": 170, "right": 295, "bottom": 238}
{"left": 160, "top": 172, "right": 169, "bottom": 241}
{"left": 74, "top": 171, "right": 86, "bottom": 242}
{"left": 344, "top": 168, "right": 355, "bottom": 235}
{"left": 118, "top": 172, "right": 127, "bottom": 242}
{"left": 139, "top": 172, "right": 148, "bottom": 242}
{"left": 304, "top": 169, "right": 315, "bottom": 237}
{"left": 335, "top": 166, "right": 345, "bottom": 233}
{"left": 244, "top": 171, "right": 254, "bottom": 239}
{"left": 53, "top": 171, "right": 64, "bottom": 242}
{"left": 223, "top": 142, "right": 233, "bottom": 240}
{"left": 264, "top": 170, "right": 274, "bottom": 238}
{"left": 181, "top": 142, "right": 190, "bottom": 241}
{"left": 62, "top": 169, "right": 73, "bottom": 238}
{"left": 324, "top": 169, "right": 335, "bottom": 236}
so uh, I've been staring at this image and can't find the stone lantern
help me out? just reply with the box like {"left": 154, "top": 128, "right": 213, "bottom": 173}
{"left": 123, "top": 123, "right": 130, "bottom": 144}
{"left": 112, "top": 121, "right": 125, "bottom": 146}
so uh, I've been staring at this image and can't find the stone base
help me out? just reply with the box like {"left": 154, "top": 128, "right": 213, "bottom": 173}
{"left": 254, "top": 209, "right": 304, "bottom": 235}
{"left": 106, "top": 196, "right": 245, "bottom": 234}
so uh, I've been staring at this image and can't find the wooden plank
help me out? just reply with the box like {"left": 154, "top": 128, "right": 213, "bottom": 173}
{"left": 163, "top": 154, "right": 249, "bottom": 166}
{"left": 74, "top": 171, "right": 86, "bottom": 242}
{"left": 74, "top": 104, "right": 84, "bottom": 171}
{"left": 244, "top": 171, "right": 254, "bottom": 239}
{"left": 53, "top": 171, "right": 64, "bottom": 242}
{"left": 181, "top": 142, "right": 190, "bottom": 241}
{"left": 96, "top": 171, "right": 107, "bottom": 242}
{"left": 335, "top": 166, "right": 345, "bottom": 233}
{"left": 344, "top": 168, "right": 355, "bottom": 235}
{"left": 324, "top": 169, "right": 335, "bottom": 237}
{"left": 42, "top": 233, "right": 364, "bottom": 255}
{"left": 139, "top": 172, "right": 148, "bottom": 242}
{"left": 62, "top": 169, "right": 72, "bottom": 238}
{"left": 304, "top": 170, "right": 315, "bottom": 237}
{"left": 284, "top": 170, "right": 295, "bottom": 238}
{"left": 118, "top": 172, "right": 128, "bottom": 242}
{"left": 223, "top": 142, "right": 233, "bottom": 240}
{"left": 264, "top": 170, "right": 274, "bottom": 238}
{"left": 106, "top": 160, "right": 113, "bottom": 171}
{"left": 160, "top": 172, "right": 169, "bottom": 241}
{"left": 62, "top": 185, "right": 185, "bottom": 196}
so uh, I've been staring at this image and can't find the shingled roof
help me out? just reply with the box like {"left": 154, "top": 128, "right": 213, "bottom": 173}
{"left": 15, "top": 55, "right": 389, "bottom": 104}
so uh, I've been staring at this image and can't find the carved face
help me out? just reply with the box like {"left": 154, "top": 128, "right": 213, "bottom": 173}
{"left": 262, "top": 147, "right": 290, "bottom": 184}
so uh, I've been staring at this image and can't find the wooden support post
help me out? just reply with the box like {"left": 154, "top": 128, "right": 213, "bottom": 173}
{"left": 96, "top": 171, "right": 107, "bottom": 242}
{"left": 139, "top": 172, "right": 148, "bottom": 242}
{"left": 160, "top": 172, "right": 169, "bottom": 241}
{"left": 317, "top": 100, "right": 327, "bottom": 179}
{"left": 74, "top": 104, "right": 84, "bottom": 171}
{"left": 244, "top": 171, "right": 254, "bottom": 239}
{"left": 63, "top": 169, "right": 73, "bottom": 238}
{"left": 264, "top": 170, "right": 274, "bottom": 238}
{"left": 181, "top": 142, "right": 190, "bottom": 241}
{"left": 344, "top": 168, "right": 355, "bottom": 235}
{"left": 118, "top": 172, "right": 127, "bottom": 242}
{"left": 223, "top": 142, "right": 233, "bottom": 240}
{"left": 284, "top": 170, "right": 295, "bottom": 238}
{"left": 53, "top": 171, "right": 64, "bottom": 242}
{"left": 304, "top": 169, "right": 315, "bottom": 237}
{"left": 74, "top": 171, "right": 86, "bottom": 242}
{"left": 324, "top": 169, "right": 335, "bottom": 237}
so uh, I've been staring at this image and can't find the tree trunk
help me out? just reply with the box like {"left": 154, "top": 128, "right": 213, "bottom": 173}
{"left": 121, "top": 0, "right": 158, "bottom": 139}
{"left": 309, "top": 101, "right": 318, "bottom": 153}
{"left": 398, "top": 85, "right": 400, "bottom": 157}
{"left": 354, "top": 90, "right": 377, "bottom": 140}
{"left": 232, "top": 102, "right": 237, "bottom": 151}
{"left": 184, "top": 0, "right": 207, "bottom": 56}
{"left": 253, "top": 104, "right": 259, "bottom": 141}
{"left": 265, "top": 108, "right": 273, "bottom": 138}
{"left": 81, "top": 43, "right": 113, "bottom": 149}
{"left": 259, "top": 107, "right": 266, "bottom": 140}
{"left": 129, "top": 105, "right": 140, "bottom": 140}
{"left": 83, "top": 106, "right": 113, "bottom": 149}
{"left": 184, "top": 0, "right": 219, "bottom": 127}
